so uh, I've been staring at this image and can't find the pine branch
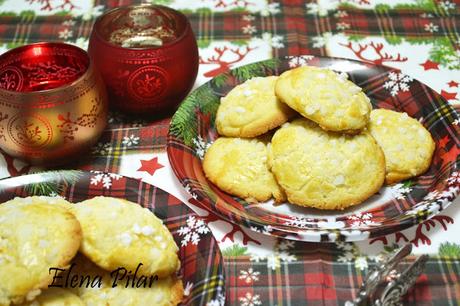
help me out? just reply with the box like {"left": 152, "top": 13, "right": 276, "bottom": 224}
{"left": 24, "top": 170, "right": 84, "bottom": 196}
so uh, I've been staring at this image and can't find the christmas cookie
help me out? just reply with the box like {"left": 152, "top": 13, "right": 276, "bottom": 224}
{"left": 216, "top": 76, "right": 295, "bottom": 137}
{"left": 72, "top": 196, "right": 180, "bottom": 278}
{"left": 203, "top": 137, "right": 286, "bottom": 203}
{"left": 275, "top": 66, "right": 372, "bottom": 133}
{"left": 70, "top": 255, "right": 183, "bottom": 306}
{"left": 19, "top": 288, "right": 84, "bottom": 306}
{"left": 368, "top": 109, "right": 435, "bottom": 184}
{"left": 0, "top": 199, "right": 82, "bottom": 305}
{"left": 269, "top": 119, "right": 385, "bottom": 210}
{"left": 1, "top": 196, "right": 73, "bottom": 211}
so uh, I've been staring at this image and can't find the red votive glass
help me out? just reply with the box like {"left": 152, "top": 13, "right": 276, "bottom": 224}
{"left": 0, "top": 42, "right": 108, "bottom": 165}
{"left": 88, "top": 4, "right": 199, "bottom": 116}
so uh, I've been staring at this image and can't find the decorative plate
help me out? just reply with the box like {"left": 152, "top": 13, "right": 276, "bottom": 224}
{"left": 167, "top": 56, "right": 460, "bottom": 242}
{"left": 0, "top": 170, "right": 226, "bottom": 305}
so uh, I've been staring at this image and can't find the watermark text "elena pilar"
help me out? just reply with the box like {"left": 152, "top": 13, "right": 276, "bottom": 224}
{"left": 48, "top": 263, "right": 158, "bottom": 289}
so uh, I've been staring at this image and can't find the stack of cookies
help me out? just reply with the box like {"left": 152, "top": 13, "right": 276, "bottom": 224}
{"left": 203, "top": 66, "right": 435, "bottom": 210}
{"left": 0, "top": 196, "right": 183, "bottom": 306}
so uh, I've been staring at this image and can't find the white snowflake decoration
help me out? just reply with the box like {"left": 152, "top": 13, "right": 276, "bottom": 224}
{"left": 71, "top": 37, "right": 89, "bottom": 50}
{"left": 277, "top": 251, "right": 296, "bottom": 263}
{"left": 177, "top": 216, "right": 210, "bottom": 247}
{"left": 286, "top": 55, "right": 314, "bottom": 68}
{"left": 347, "top": 212, "right": 380, "bottom": 228}
{"left": 424, "top": 190, "right": 441, "bottom": 201}
{"left": 278, "top": 240, "right": 295, "bottom": 251}
{"left": 337, "top": 251, "right": 354, "bottom": 263}
{"left": 317, "top": 217, "right": 345, "bottom": 229}
{"left": 312, "top": 32, "right": 332, "bottom": 48}
{"left": 62, "top": 20, "right": 76, "bottom": 27}
{"left": 82, "top": 4, "right": 105, "bottom": 21}
{"left": 453, "top": 119, "right": 460, "bottom": 125}
{"left": 260, "top": 2, "right": 280, "bottom": 16}
{"left": 92, "top": 142, "right": 112, "bottom": 155}
{"left": 184, "top": 184, "right": 198, "bottom": 200}
{"left": 390, "top": 183, "right": 412, "bottom": 200}
{"left": 447, "top": 171, "right": 460, "bottom": 185}
{"left": 122, "top": 135, "right": 140, "bottom": 147}
{"left": 355, "top": 256, "right": 369, "bottom": 270}
{"left": 242, "top": 15, "right": 255, "bottom": 21}
{"left": 336, "top": 241, "right": 354, "bottom": 252}
{"left": 305, "top": 3, "right": 328, "bottom": 16}
{"left": 440, "top": 186, "right": 459, "bottom": 198}
{"left": 283, "top": 215, "right": 314, "bottom": 228}
{"left": 249, "top": 239, "right": 296, "bottom": 270}
{"left": 58, "top": 29, "right": 73, "bottom": 40}
{"left": 242, "top": 25, "right": 257, "bottom": 34}
{"left": 424, "top": 22, "right": 439, "bottom": 33}
{"left": 334, "top": 10, "right": 348, "bottom": 18}
{"left": 383, "top": 72, "right": 413, "bottom": 96}
{"left": 239, "top": 292, "right": 262, "bottom": 306}
{"left": 90, "top": 171, "right": 122, "bottom": 189}
{"left": 260, "top": 32, "right": 284, "bottom": 49}
{"left": 239, "top": 268, "right": 260, "bottom": 284}
{"left": 206, "top": 293, "right": 226, "bottom": 306}
{"left": 408, "top": 184, "right": 458, "bottom": 216}
{"left": 439, "top": 1, "right": 456, "bottom": 12}
{"left": 336, "top": 22, "right": 351, "bottom": 30}
{"left": 249, "top": 225, "right": 273, "bottom": 234}
{"left": 192, "top": 136, "right": 211, "bottom": 160}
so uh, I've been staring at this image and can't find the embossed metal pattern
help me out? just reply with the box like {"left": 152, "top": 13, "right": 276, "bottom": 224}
{"left": 0, "top": 42, "right": 108, "bottom": 165}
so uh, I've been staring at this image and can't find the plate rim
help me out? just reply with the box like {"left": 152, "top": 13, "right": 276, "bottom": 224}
{"left": 167, "top": 55, "right": 460, "bottom": 242}
{"left": 0, "top": 169, "right": 227, "bottom": 305}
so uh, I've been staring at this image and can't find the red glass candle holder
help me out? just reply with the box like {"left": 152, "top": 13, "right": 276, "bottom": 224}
{"left": 88, "top": 4, "right": 199, "bottom": 115}
{"left": 0, "top": 42, "right": 108, "bottom": 165}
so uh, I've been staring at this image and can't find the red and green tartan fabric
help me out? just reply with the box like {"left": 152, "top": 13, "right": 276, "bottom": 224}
{"left": 226, "top": 256, "right": 460, "bottom": 305}
{"left": 1, "top": 0, "right": 460, "bottom": 305}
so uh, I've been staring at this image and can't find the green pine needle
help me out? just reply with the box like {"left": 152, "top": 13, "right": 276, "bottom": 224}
{"left": 439, "top": 242, "right": 460, "bottom": 258}
{"left": 170, "top": 85, "right": 218, "bottom": 146}
{"left": 24, "top": 170, "right": 84, "bottom": 196}
{"left": 402, "top": 180, "right": 413, "bottom": 188}
{"left": 211, "top": 73, "right": 230, "bottom": 88}
{"left": 222, "top": 244, "right": 248, "bottom": 257}
{"left": 150, "top": 0, "right": 174, "bottom": 5}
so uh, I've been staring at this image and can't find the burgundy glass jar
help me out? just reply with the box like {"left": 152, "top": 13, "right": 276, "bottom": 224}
{"left": 88, "top": 4, "right": 199, "bottom": 115}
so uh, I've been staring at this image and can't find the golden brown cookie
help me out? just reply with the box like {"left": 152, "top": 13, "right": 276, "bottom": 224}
{"left": 368, "top": 109, "right": 435, "bottom": 184}
{"left": 72, "top": 197, "right": 180, "bottom": 278}
{"left": 216, "top": 76, "right": 295, "bottom": 137}
{"left": 203, "top": 137, "right": 286, "bottom": 203}
{"left": 275, "top": 66, "right": 372, "bottom": 133}
{"left": 0, "top": 198, "right": 82, "bottom": 306}
{"left": 269, "top": 119, "right": 385, "bottom": 210}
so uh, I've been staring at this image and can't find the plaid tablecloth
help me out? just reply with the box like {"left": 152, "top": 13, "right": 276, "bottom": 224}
{"left": 0, "top": 0, "right": 460, "bottom": 305}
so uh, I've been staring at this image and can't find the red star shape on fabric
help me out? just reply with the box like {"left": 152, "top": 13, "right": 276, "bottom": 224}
{"left": 440, "top": 145, "right": 460, "bottom": 166}
{"left": 419, "top": 59, "right": 439, "bottom": 70}
{"left": 137, "top": 157, "right": 164, "bottom": 176}
{"left": 448, "top": 81, "right": 459, "bottom": 88}
{"left": 441, "top": 90, "right": 457, "bottom": 101}
{"left": 438, "top": 136, "right": 450, "bottom": 149}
